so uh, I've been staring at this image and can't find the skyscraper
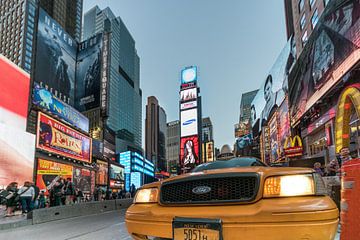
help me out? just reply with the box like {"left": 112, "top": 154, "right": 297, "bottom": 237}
{"left": 166, "top": 120, "right": 180, "bottom": 173}
{"left": 145, "top": 96, "right": 167, "bottom": 172}
{"left": 239, "top": 90, "right": 258, "bottom": 123}
{"left": 82, "top": 6, "right": 142, "bottom": 153}
{"left": 39, "top": 0, "right": 83, "bottom": 41}
{"left": 202, "top": 117, "right": 214, "bottom": 162}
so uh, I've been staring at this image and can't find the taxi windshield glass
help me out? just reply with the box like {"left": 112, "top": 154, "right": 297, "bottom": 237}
{"left": 192, "top": 157, "right": 267, "bottom": 172}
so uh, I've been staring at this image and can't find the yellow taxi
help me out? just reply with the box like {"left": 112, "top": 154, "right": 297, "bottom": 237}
{"left": 126, "top": 157, "right": 339, "bottom": 240}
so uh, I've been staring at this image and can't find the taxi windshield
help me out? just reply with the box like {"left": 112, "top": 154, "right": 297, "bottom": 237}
{"left": 192, "top": 157, "right": 267, "bottom": 172}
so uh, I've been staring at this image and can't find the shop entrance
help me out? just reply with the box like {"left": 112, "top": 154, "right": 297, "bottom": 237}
{"left": 334, "top": 84, "right": 360, "bottom": 240}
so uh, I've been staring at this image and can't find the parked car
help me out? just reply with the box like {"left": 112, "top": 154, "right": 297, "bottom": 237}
{"left": 126, "top": 157, "right": 338, "bottom": 240}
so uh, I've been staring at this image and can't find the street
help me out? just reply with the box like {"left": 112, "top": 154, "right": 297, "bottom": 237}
{"left": 0, "top": 210, "right": 130, "bottom": 240}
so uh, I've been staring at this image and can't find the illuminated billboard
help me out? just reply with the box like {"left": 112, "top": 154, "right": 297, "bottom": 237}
{"left": 250, "top": 38, "right": 295, "bottom": 133}
{"left": 73, "top": 167, "right": 93, "bottom": 193}
{"left": 75, "top": 33, "right": 103, "bottom": 112}
{"left": 110, "top": 164, "right": 125, "bottom": 181}
{"left": 181, "top": 66, "right": 197, "bottom": 84}
{"left": 36, "top": 112, "right": 92, "bottom": 163}
{"left": 180, "top": 88, "right": 197, "bottom": 102}
{"left": 278, "top": 98, "right": 290, "bottom": 159}
{"left": 236, "top": 133, "right": 253, "bottom": 150}
{"left": 205, "top": 141, "right": 214, "bottom": 162}
{"left": 181, "top": 108, "right": 198, "bottom": 137}
{"left": 34, "top": 8, "right": 77, "bottom": 105}
{"left": 96, "top": 160, "right": 108, "bottom": 185}
{"left": 180, "top": 101, "right": 197, "bottom": 110}
{"left": 33, "top": 83, "right": 89, "bottom": 132}
{"left": 268, "top": 112, "right": 279, "bottom": 163}
{"left": 289, "top": 0, "right": 360, "bottom": 125}
{"left": 180, "top": 136, "right": 200, "bottom": 173}
{"left": 130, "top": 172, "right": 142, "bottom": 189}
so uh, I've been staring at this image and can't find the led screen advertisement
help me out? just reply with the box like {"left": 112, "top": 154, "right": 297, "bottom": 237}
{"left": 268, "top": 113, "right": 279, "bottom": 163}
{"left": 96, "top": 160, "right": 108, "bottom": 185}
{"left": 36, "top": 112, "right": 92, "bottom": 163}
{"left": 236, "top": 133, "right": 253, "bottom": 150}
{"left": 278, "top": 98, "right": 290, "bottom": 159}
{"left": 180, "top": 101, "right": 197, "bottom": 110}
{"left": 180, "top": 136, "right": 200, "bottom": 173}
{"left": 75, "top": 33, "right": 103, "bottom": 111}
{"left": 181, "top": 108, "right": 198, "bottom": 137}
{"left": 181, "top": 66, "right": 197, "bottom": 84}
{"left": 33, "top": 83, "right": 89, "bottom": 132}
{"left": 34, "top": 8, "right": 77, "bottom": 105}
{"left": 0, "top": 55, "right": 35, "bottom": 187}
{"left": 206, "top": 141, "right": 214, "bottom": 162}
{"left": 110, "top": 164, "right": 125, "bottom": 181}
{"left": 289, "top": 0, "right": 360, "bottom": 126}
{"left": 73, "top": 167, "right": 92, "bottom": 193}
{"left": 250, "top": 38, "right": 295, "bottom": 134}
{"left": 180, "top": 88, "right": 197, "bottom": 102}
{"left": 36, "top": 159, "right": 73, "bottom": 195}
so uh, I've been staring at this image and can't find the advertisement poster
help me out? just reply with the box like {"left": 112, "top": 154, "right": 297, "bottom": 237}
{"left": 96, "top": 160, "right": 108, "bottom": 185}
{"left": 236, "top": 133, "right": 253, "bottom": 150}
{"left": 278, "top": 98, "right": 290, "bottom": 159}
{"left": 180, "top": 88, "right": 197, "bottom": 102}
{"left": 251, "top": 37, "right": 295, "bottom": 134}
{"left": 262, "top": 127, "right": 271, "bottom": 164}
{"left": 33, "top": 83, "right": 89, "bottom": 133}
{"left": 73, "top": 167, "right": 92, "bottom": 193}
{"left": 181, "top": 108, "right": 198, "bottom": 137}
{"left": 75, "top": 33, "right": 103, "bottom": 111}
{"left": 206, "top": 141, "right": 214, "bottom": 162}
{"left": 110, "top": 164, "right": 125, "bottom": 181}
{"left": 180, "top": 136, "right": 200, "bottom": 173}
{"left": 180, "top": 101, "right": 197, "bottom": 110}
{"left": 36, "top": 159, "right": 73, "bottom": 195}
{"left": 289, "top": 1, "right": 360, "bottom": 125}
{"left": 36, "top": 112, "right": 92, "bottom": 163}
{"left": 34, "top": 8, "right": 77, "bottom": 105}
{"left": 268, "top": 113, "right": 279, "bottom": 163}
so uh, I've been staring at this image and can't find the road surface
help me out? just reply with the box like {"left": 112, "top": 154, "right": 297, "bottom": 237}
{"left": 0, "top": 210, "right": 130, "bottom": 240}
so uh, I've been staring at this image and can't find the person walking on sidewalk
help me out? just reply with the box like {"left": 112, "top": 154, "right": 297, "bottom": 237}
{"left": 5, "top": 182, "right": 18, "bottom": 217}
{"left": 64, "top": 178, "right": 75, "bottom": 205}
{"left": 52, "top": 178, "right": 64, "bottom": 206}
{"left": 31, "top": 182, "right": 40, "bottom": 209}
{"left": 18, "top": 181, "right": 35, "bottom": 214}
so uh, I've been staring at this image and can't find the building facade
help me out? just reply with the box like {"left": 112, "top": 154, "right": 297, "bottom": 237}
{"left": 82, "top": 6, "right": 142, "bottom": 153}
{"left": 166, "top": 120, "right": 180, "bottom": 174}
{"left": 145, "top": 96, "right": 167, "bottom": 172}
{"left": 202, "top": 117, "right": 215, "bottom": 162}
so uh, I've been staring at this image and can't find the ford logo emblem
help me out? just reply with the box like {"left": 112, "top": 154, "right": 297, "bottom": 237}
{"left": 192, "top": 186, "right": 211, "bottom": 195}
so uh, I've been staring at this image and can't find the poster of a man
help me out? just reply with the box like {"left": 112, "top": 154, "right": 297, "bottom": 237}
{"left": 260, "top": 75, "right": 278, "bottom": 125}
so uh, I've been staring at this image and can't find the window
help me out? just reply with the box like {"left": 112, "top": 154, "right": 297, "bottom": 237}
{"left": 324, "top": 0, "right": 330, "bottom": 6}
{"left": 298, "top": 0, "right": 305, "bottom": 13}
{"left": 309, "top": 0, "right": 315, "bottom": 8}
{"left": 300, "top": 14, "right": 306, "bottom": 30}
{"left": 302, "top": 30, "right": 308, "bottom": 46}
{"left": 311, "top": 9, "right": 319, "bottom": 29}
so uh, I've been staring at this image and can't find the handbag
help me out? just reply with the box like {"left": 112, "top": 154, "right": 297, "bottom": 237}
{"left": 5, "top": 192, "right": 14, "bottom": 200}
{"left": 14, "top": 187, "right": 30, "bottom": 202}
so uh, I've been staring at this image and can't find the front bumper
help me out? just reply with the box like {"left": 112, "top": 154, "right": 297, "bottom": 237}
{"left": 126, "top": 196, "right": 339, "bottom": 240}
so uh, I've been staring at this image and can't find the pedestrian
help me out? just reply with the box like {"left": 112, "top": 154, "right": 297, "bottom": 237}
{"left": 18, "top": 181, "right": 35, "bottom": 214}
{"left": 326, "top": 159, "right": 339, "bottom": 176}
{"left": 32, "top": 182, "right": 40, "bottom": 209}
{"left": 76, "top": 189, "right": 83, "bottom": 203}
{"left": 5, "top": 182, "right": 18, "bottom": 217}
{"left": 52, "top": 178, "right": 64, "bottom": 206}
{"left": 130, "top": 184, "right": 136, "bottom": 198}
{"left": 112, "top": 191, "right": 117, "bottom": 200}
{"left": 125, "top": 191, "right": 131, "bottom": 199}
{"left": 339, "top": 147, "right": 353, "bottom": 164}
{"left": 313, "top": 162, "right": 324, "bottom": 176}
{"left": 64, "top": 178, "right": 75, "bottom": 205}
{"left": 38, "top": 190, "right": 46, "bottom": 209}
{"left": 93, "top": 186, "right": 99, "bottom": 201}
{"left": 118, "top": 189, "right": 123, "bottom": 199}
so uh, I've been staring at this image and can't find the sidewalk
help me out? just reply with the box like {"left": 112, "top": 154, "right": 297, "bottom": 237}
{"left": 0, "top": 206, "right": 32, "bottom": 230}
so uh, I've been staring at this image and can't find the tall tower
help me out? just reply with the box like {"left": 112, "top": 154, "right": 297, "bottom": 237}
{"left": 179, "top": 66, "right": 202, "bottom": 173}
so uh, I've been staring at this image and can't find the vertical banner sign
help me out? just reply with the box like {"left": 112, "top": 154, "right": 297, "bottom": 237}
{"left": 101, "top": 33, "right": 110, "bottom": 117}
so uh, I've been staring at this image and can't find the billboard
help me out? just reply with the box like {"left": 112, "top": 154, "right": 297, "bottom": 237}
{"left": 36, "top": 112, "right": 92, "bottom": 163}
{"left": 180, "top": 101, "right": 197, "bottom": 110}
{"left": 251, "top": 37, "right": 295, "bottom": 133}
{"left": 73, "top": 167, "right": 92, "bottom": 193}
{"left": 180, "top": 136, "right": 200, "bottom": 172}
{"left": 278, "top": 98, "right": 290, "bottom": 159}
{"left": 130, "top": 172, "right": 142, "bottom": 189}
{"left": 268, "top": 112, "right": 279, "bottom": 163}
{"left": 33, "top": 84, "right": 89, "bottom": 132}
{"left": 181, "top": 66, "right": 197, "bottom": 84}
{"left": 289, "top": 0, "right": 360, "bottom": 125}
{"left": 0, "top": 55, "right": 35, "bottom": 187}
{"left": 36, "top": 159, "right": 73, "bottom": 195}
{"left": 110, "top": 164, "right": 125, "bottom": 181}
{"left": 34, "top": 8, "right": 77, "bottom": 105}
{"left": 181, "top": 108, "right": 198, "bottom": 137}
{"left": 75, "top": 33, "right": 103, "bottom": 112}
{"left": 236, "top": 133, "right": 253, "bottom": 150}
{"left": 206, "top": 141, "right": 214, "bottom": 162}
{"left": 180, "top": 88, "right": 197, "bottom": 102}
{"left": 96, "top": 160, "right": 108, "bottom": 185}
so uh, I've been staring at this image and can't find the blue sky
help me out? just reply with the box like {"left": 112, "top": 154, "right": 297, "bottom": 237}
{"left": 83, "top": 0, "right": 287, "bottom": 150}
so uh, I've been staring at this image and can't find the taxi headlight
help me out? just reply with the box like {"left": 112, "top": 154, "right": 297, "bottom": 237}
{"left": 134, "top": 188, "right": 158, "bottom": 203}
{"left": 263, "top": 174, "right": 315, "bottom": 197}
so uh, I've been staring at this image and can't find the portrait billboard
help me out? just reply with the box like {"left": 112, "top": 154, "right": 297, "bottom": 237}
{"left": 180, "top": 88, "right": 197, "bottom": 102}
{"left": 33, "top": 83, "right": 89, "bottom": 132}
{"left": 250, "top": 38, "right": 295, "bottom": 134}
{"left": 278, "top": 98, "right": 291, "bottom": 159}
{"left": 36, "top": 112, "right": 92, "bottom": 163}
{"left": 110, "top": 164, "right": 125, "bottom": 181}
{"left": 181, "top": 108, "right": 198, "bottom": 137}
{"left": 73, "top": 167, "right": 92, "bottom": 193}
{"left": 236, "top": 133, "right": 253, "bottom": 150}
{"left": 268, "top": 113, "right": 279, "bottom": 163}
{"left": 180, "top": 136, "right": 200, "bottom": 173}
{"left": 36, "top": 159, "right": 73, "bottom": 195}
{"left": 205, "top": 141, "right": 214, "bottom": 162}
{"left": 289, "top": 0, "right": 360, "bottom": 126}
{"left": 34, "top": 8, "right": 77, "bottom": 105}
{"left": 96, "top": 160, "right": 108, "bottom": 185}
{"left": 75, "top": 33, "right": 103, "bottom": 111}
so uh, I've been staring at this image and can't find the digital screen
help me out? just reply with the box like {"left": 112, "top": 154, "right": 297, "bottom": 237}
{"left": 130, "top": 172, "right": 142, "bottom": 189}
{"left": 278, "top": 98, "right": 290, "bottom": 159}
{"left": 109, "top": 164, "right": 124, "bottom": 181}
{"left": 96, "top": 160, "right": 108, "bottom": 185}
{"left": 180, "top": 136, "right": 200, "bottom": 173}
{"left": 268, "top": 113, "right": 279, "bottom": 163}
{"left": 181, "top": 108, "right": 198, "bottom": 137}
{"left": 119, "top": 151, "right": 131, "bottom": 174}
{"left": 181, "top": 66, "right": 197, "bottom": 84}
{"left": 180, "top": 88, "right": 197, "bottom": 102}
{"left": 205, "top": 141, "right": 214, "bottom": 162}
{"left": 180, "top": 101, "right": 197, "bottom": 110}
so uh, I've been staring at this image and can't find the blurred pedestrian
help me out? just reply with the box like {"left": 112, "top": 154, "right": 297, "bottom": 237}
{"left": 130, "top": 184, "right": 136, "bottom": 198}
{"left": 5, "top": 182, "right": 18, "bottom": 217}
{"left": 52, "top": 178, "right": 64, "bottom": 206}
{"left": 93, "top": 186, "right": 99, "bottom": 201}
{"left": 313, "top": 162, "right": 324, "bottom": 176}
{"left": 38, "top": 190, "right": 46, "bottom": 209}
{"left": 340, "top": 147, "right": 352, "bottom": 164}
{"left": 64, "top": 178, "right": 75, "bottom": 205}
{"left": 112, "top": 191, "right": 117, "bottom": 200}
{"left": 32, "top": 182, "right": 40, "bottom": 209}
{"left": 125, "top": 191, "right": 131, "bottom": 199}
{"left": 326, "top": 159, "right": 339, "bottom": 176}
{"left": 76, "top": 189, "right": 83, "bottom": 203}
{"left": 18, "top": 181, "right": 35, "bottom": 214}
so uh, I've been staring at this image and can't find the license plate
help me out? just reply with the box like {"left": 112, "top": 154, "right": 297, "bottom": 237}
{"left": 173, "top": 217, "right": 222, "bottom": 240}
